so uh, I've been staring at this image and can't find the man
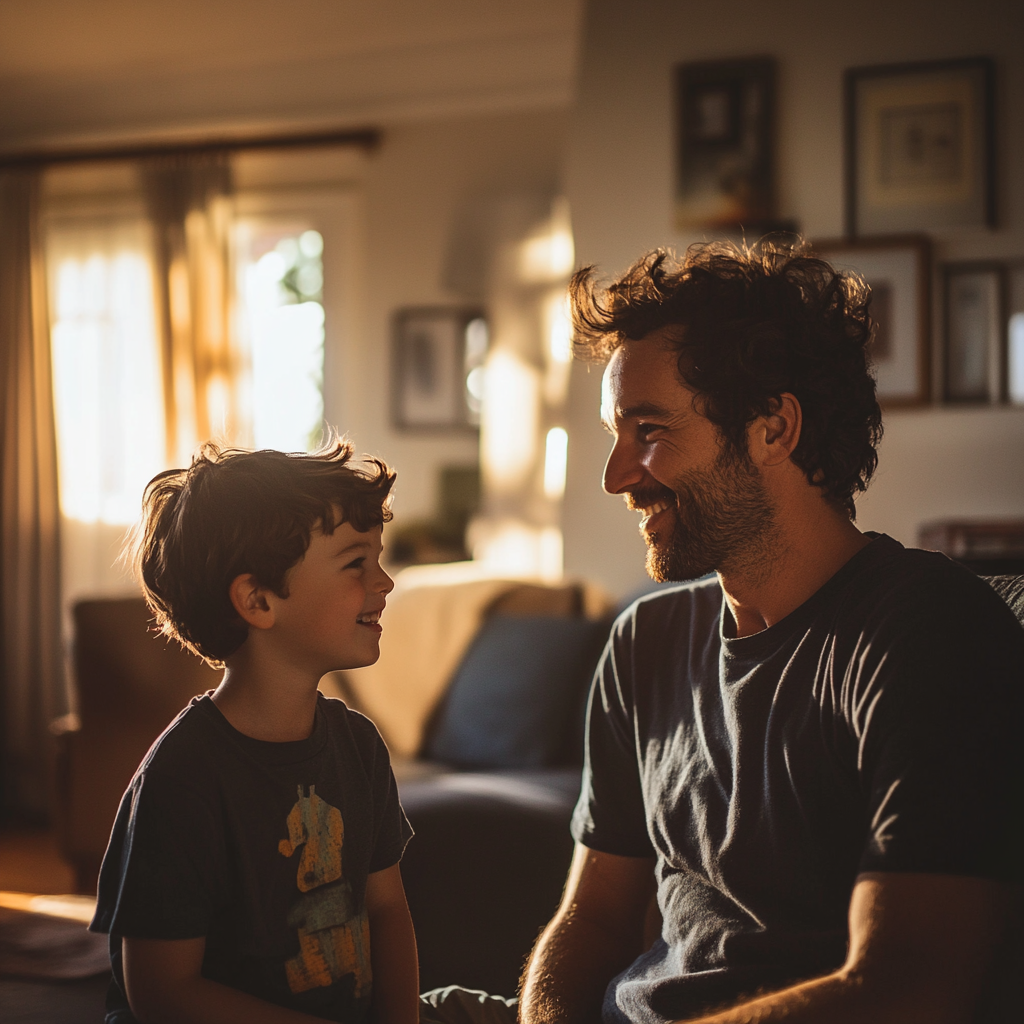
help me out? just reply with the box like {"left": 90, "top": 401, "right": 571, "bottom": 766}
{"left": 519, "top": 240, "right": 1023, "bottom": 1024}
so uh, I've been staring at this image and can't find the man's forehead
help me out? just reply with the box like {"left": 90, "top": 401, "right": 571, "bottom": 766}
{"left": 601, "top": 334, "right": 694, "bottom": 421}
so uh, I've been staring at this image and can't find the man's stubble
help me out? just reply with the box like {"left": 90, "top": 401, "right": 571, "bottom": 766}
{"left": 639, "top": 445, "right": 777, "bottom": 584}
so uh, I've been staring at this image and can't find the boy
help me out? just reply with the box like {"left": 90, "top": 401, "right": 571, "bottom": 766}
{"left": 91, "top": 439, "right": 419, "bottom": 1024}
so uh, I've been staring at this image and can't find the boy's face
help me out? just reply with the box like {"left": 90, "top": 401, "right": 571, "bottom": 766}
{"left": 271, "top": 518, "right": 394, "bottom": 675}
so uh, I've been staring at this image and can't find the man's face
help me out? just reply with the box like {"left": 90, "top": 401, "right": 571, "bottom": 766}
{"left": 600, "top": 332, "right": 775, "bottom": 581}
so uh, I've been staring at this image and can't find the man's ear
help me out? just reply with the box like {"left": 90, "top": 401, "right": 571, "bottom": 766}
{"left": 747, "top": 393, "right": 802, "bottom": 468}
{"left": 228, "top": 573, "right": 276, "bottom": 630}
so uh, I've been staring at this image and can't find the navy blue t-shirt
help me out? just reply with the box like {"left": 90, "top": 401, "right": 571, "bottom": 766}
{"left": 92, "top": 693, "right": 412, "bottom": 1023}
{"left": 571, "top": 536, "right": 1024, "bottom": 1024}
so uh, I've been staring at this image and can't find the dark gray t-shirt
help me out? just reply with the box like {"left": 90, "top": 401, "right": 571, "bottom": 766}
{"left": 92, "top": 693, "right": 412, "bottom": 1023}
{"left": 571, "top": 536, "right": 1024, "bottom": 1024}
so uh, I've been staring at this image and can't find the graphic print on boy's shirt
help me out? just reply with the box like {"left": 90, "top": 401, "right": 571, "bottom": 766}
{"left": 278, "top": 784, "right": 371, "bottom": 998}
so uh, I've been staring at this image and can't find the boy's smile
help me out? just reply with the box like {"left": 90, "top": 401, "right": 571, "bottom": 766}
{"left": 269, "top": 519, "right": 394, "bottom": 676}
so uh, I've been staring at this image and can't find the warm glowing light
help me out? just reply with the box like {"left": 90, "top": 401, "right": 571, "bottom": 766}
{"left": 49, "top": 246, "right": 165, "bottom": 525}
{"left": 518, "top": 198, "right": 575, "bottom": 284}
{"left": 519, "top": 230, "right": 575, "bottom": 283}
{"left": 481, "top": 351, "right": 539, "bottom": 490}
{"left": 544, "top": 427, "right": 569, "bottom": 499}
{"left": 546, "top": 290, "right": 572, "bottom": 364}
{"left": 1010, "top": 313, "right": 1024, "bottom": 405}
{"left": 471, "top": 518, "right": 563, "bottom": 582}
{"left": 538, "top": 526, "right": 563, "bottom": 582}
{"left": 240, "top": 228, "right": 326, "bottom": 452}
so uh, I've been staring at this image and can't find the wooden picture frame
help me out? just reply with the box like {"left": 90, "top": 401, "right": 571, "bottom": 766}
{"left": 943, "top": 263, "right": 1006, "bottom": 403}
{"left": 845, "top": 57, "right": 995, "bottom": 235}
{"left": 674, "top": 57, "right": 776, "bottom": 232}
{"left": 391, "top": 307, "right": 484, "bottom": 431}
{"left": 813, "top": 236, "right": 932, "bottom": 407}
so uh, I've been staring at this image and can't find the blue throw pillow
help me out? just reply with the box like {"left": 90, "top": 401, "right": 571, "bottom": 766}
{"left": 424, "top": 615, "right": 608, "bottom": 769}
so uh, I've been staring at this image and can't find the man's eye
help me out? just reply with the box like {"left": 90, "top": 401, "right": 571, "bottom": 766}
{"left": 637, "top": 422, "right": 663, "bottom": 439}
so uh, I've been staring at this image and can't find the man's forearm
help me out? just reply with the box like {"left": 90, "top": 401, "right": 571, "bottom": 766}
{"left": 678, "top": 967, "right": 974, "bottom": 1024}
{"left": 519, "top": 902, "right": 641, "bottom": 1024}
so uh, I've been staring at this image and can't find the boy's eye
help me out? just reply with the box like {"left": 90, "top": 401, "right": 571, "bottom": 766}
{"left": 344, "top": 557, "right": 366, "bottom": 571}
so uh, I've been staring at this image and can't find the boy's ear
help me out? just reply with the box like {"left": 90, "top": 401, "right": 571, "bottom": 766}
{"left": 228, "top": 573, "right": 276, "bottom": 630}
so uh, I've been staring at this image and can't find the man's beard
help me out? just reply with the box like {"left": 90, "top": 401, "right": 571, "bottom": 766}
{"left": 630, "top": 447, "right": 776, "bottom": 583}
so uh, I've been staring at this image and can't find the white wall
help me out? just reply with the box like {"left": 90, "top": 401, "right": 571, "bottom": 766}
{"left": 563, "top": 0, "right": 1024, "bottom": 598}
{"left": 341, "top": 109, "right": 568, "bottom": 524}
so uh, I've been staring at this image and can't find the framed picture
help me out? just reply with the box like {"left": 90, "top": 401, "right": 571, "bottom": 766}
{"left": 845, "top": 57, "right": 994, "bottom": 235}
{"left": 674, "top": 57, "right": 776, "bottom": 231}
{"left": 813, "top": 236, "right": 932, "bottom": 406}
{"left": 943, "top": 263, "right": 1005, "bottom": 403}
{"left": 391, "top": 307, "right": 484, "bottom": 430}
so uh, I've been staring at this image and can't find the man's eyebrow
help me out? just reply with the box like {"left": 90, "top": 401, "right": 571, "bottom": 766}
{"left": 620, "top": 402, "right": 673, "bottom": 419}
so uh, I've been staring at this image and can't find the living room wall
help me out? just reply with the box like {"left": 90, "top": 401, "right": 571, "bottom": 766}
{"left": 561, "top": 0, "right": 1024, "bottom": 598}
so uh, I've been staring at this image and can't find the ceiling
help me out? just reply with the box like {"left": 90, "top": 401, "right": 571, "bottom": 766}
{"left": 0, "top": 0, "right": 584, "bottom": 152}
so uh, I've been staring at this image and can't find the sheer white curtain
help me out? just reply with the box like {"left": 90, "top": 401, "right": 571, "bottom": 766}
{"left": 45, "top": 210, "right": 166, "bottom": 604}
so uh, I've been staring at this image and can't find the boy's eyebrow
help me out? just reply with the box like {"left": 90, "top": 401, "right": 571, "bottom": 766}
{"left": 334, "top": 540, "right": 372, "bottom": 556}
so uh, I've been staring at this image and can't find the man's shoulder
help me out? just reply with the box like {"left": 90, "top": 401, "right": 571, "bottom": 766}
{"left": 847, "top": 536, "right": 1022, "bottom": 624}
{"left": 612, "top": 575, "right": 724, "bottom": 650}
{"left": 821, "top": 538, "right": 1024, "bottom": 674}
{"left": 621, "top": 574, "right": 723, "bottom": 618}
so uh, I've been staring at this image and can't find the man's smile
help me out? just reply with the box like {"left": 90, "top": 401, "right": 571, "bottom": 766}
{"left": 638, "top": 499, "right": 671, "bottom": 529}
{"left": 625, "top": 489, "right": 677, "bottom": 532}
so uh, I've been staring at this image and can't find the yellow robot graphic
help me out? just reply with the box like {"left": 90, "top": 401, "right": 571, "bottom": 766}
{"left": 278, "top": 785, "right": 371, "bottom": 997}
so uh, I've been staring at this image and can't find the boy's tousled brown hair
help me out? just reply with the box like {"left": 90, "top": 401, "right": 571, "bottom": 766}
{"left": 571, "top": 237, "right": 883, "bottom": 517}
{"left": 130, "top": 437, "right": 395, "bottom": 666}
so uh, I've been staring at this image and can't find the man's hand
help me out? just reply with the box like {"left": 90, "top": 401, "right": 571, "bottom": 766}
{"left": 122, "top": 935, "right": 326, "bottom": 1024}
{"left": 678, "top": 871, "right": 1012, "bottom": 1024}
{"left": 519, "top": 843, "right": 657, "bottom": 1024}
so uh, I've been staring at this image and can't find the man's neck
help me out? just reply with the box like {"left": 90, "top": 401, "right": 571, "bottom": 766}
{"left": 718, "top": 504, "right": 871, "bottom": 639}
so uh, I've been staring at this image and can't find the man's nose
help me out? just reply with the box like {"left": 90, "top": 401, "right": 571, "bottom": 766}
{"left": 603, "top": 437, "right": 644, "bottom": 495}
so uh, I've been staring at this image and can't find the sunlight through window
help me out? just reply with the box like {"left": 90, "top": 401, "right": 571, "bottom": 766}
{"left": 239, "top": 226, "right": 326, "bottom": 452}
{"left": 49, "top": 231, "right": 164, "bottom": 525}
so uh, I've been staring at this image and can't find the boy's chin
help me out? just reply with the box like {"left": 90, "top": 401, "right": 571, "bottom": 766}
{"left": 332, "top": 649, "right": 382, "bottom": 672}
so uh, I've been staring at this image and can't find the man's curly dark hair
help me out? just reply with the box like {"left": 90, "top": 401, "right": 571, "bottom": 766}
{"left": 570, "top": 237, "right": 883, "bottom": 517}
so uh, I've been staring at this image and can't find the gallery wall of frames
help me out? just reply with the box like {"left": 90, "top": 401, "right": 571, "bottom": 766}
{"left": 673, "top": 53, "right": 1021, "bottom": 410}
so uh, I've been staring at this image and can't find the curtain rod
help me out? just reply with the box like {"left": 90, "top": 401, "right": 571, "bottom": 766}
{"left": 0, "top": 127, "right": 382, "bottom": 170}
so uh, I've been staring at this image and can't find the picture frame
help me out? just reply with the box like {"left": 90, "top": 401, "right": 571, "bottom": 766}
{"left": 674, "top": 57, "right": 776, "bottom": 232}
{"left": 391, "top": 307, "right": 484, "bottom": 430}
{"left": 943, "top": 263, "right": 1006, "bottom": 403}
{"left": 813, "top": 236, "right": 932, "bottom": 407}
{"left": 845, "top": 57, "right": 994, "bottom": 236}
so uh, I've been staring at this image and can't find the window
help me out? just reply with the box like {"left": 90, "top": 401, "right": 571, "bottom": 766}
{"left": 236, "top": 223, "right": 326, "bottom": 451}
{"left": 47, "top": 217, "right": 164, "bottom": 526}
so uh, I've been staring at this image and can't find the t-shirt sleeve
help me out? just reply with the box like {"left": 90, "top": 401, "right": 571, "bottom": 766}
{"left": 91, "top": 768, "right": 229, "bottom": 938}
{"left": 853, "top": 581, "right": 1024, "bottom": 883}
{"left": 358, "top": 717, "right": 414, "bottom": 874}
{"left": 571, "top": 614, "right": 655, "bottom": 858}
